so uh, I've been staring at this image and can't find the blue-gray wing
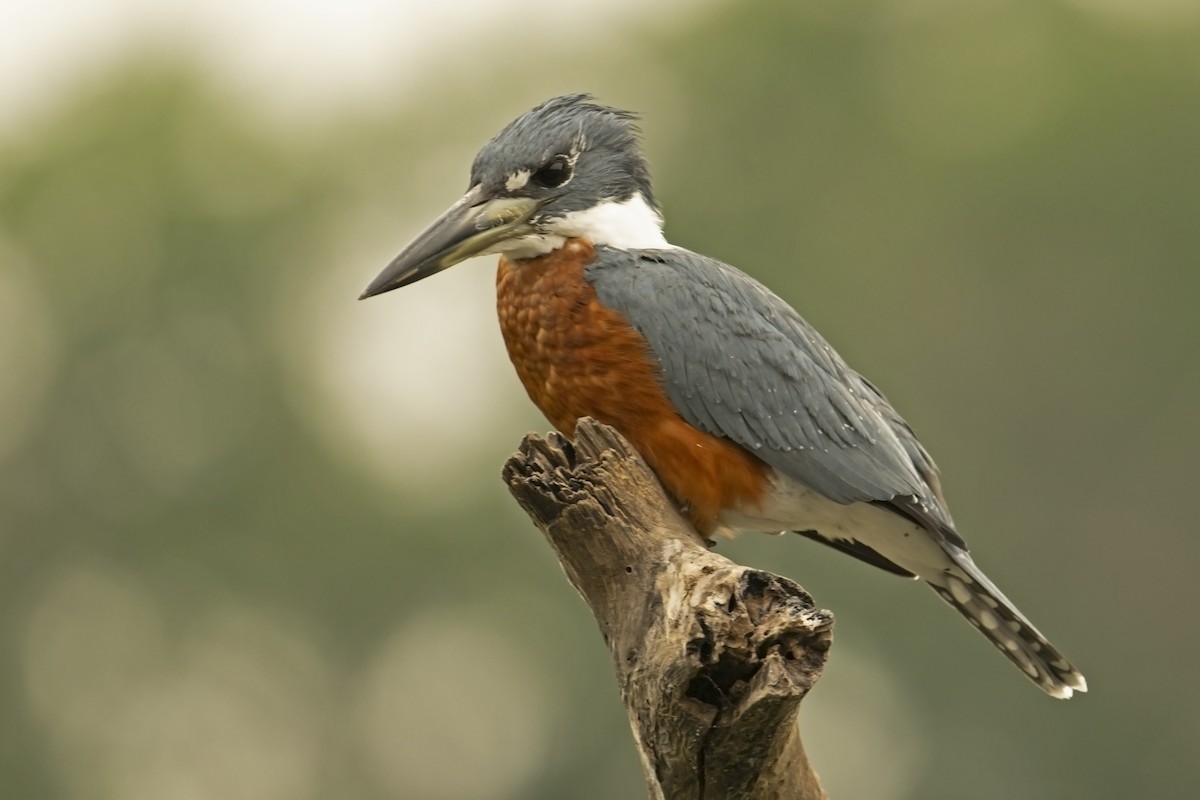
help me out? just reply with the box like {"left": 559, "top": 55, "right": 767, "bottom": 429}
{"left": 586, "top": 246, "right": 958, "bottom": 537}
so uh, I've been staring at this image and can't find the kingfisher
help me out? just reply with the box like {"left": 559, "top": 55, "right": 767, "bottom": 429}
{"left": 360, "top": 94, "right": 1086, "bottom": 699}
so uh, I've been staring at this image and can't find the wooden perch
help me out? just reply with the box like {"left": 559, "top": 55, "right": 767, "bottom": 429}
{"left": 502, "top": 418, "right": 833, "bottom": 800}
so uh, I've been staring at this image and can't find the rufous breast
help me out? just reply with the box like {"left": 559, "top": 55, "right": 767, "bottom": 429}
{"left": 496, "top": 238, "right": 768, "bottom": 532}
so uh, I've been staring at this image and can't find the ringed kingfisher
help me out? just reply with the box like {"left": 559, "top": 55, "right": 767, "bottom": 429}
{"left": 360, "top": 94, "right": 1086, "bottom": 699}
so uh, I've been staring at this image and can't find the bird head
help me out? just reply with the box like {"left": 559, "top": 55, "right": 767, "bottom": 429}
{"left": 360, "top": 94, "right": 666, "bottom": 299}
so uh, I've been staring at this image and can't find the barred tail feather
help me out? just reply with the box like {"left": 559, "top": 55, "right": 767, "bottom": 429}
{"left": 927, "top": 550, "right": 1087, "bottom": 699}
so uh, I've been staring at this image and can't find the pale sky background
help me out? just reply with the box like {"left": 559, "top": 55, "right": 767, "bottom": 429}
{"left": 1, "top": 0, "right": 1189, "bottom": 136}
{"left": 0, "top": 0, "right": 711, "bottom": 135}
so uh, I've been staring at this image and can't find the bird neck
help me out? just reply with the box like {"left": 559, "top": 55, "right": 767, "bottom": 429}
{"left": 499, "top": 192, "right": 674, "bottom": 262}
{"left": 549, "top": 192, "right": 673, "bottom": 251}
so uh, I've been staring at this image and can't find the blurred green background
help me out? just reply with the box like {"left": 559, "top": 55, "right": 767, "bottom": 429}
{"left": 2, "top": 0, "right": 1197, "bottom": 797}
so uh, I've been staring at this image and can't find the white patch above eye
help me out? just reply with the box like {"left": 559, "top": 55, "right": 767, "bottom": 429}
{"left": 547, "top": 192, "right": 676, "bottom": 250}
{"left": 505, "top": 170, "right": 531, "bottom": 192}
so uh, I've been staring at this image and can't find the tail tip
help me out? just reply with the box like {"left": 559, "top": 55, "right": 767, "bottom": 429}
{"left": 1046, "top": 668, "right": 1088, "bottom": 700}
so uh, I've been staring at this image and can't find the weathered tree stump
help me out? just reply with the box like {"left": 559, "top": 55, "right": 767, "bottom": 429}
{"left": 503, "top": 418, "right": 833, "bottom": 800}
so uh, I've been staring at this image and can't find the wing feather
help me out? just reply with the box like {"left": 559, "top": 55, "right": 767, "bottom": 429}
{"left": 588, "top": 246, "right": 954, "bottom": 529}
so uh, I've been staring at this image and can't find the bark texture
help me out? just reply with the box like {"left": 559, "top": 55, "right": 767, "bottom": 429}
{"left": 502, "top": 418, "right": 832, "bottom": 800}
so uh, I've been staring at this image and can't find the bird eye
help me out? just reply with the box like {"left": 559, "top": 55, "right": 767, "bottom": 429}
{"left": 531, "top": 157, "right": 572, "bottom": 188}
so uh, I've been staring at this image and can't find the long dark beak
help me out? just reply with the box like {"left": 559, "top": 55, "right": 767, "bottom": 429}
{"left": 359, "top": 186, "right": 540, "bottom": 299}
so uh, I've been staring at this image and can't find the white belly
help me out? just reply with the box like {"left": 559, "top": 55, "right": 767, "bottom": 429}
{"left": 718, "top": 474, "right": 952, "bottom": 580}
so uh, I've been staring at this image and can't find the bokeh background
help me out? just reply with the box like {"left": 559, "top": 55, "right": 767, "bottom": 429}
{"left": 2, "top": 0, "right": 1198, "bottom": 797}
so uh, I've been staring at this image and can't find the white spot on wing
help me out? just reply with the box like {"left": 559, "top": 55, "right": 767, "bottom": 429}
{"left": 947, "top": 576, "right": 972, "bottom": 605}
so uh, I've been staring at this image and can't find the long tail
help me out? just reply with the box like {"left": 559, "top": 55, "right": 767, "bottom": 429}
{"left": 925, "top": 548, "right": 1087, "bottom": 699}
